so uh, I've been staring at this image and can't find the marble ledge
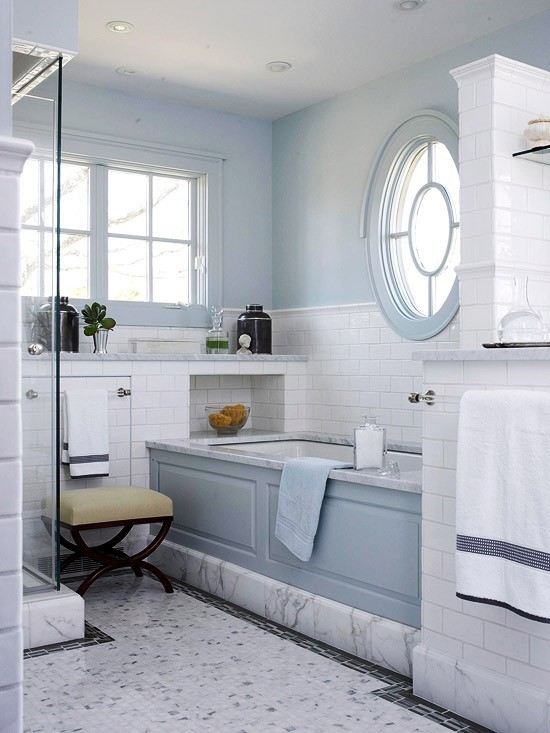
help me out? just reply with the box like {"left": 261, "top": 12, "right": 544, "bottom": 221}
{"left": 146, "top": 430, "right": 422, "bottom": 494}
{"left": 24, "top": 352, "right": 308, "bottom": 362}
{"left": 414, "top": 347, "right": 550, "bottom": 361}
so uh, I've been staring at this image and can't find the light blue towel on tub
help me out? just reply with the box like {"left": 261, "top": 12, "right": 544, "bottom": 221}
{"left": 275, "top": 457, "right": 353, "bottom": 562}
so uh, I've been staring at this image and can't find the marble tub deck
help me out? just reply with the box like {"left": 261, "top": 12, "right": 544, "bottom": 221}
{"left": 23, "top": 573, "right": 493, "bottom": 733}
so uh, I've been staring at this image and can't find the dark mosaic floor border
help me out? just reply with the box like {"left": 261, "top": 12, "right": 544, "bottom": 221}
{"left": 24, "top": 575, "right": 495, "bottom": 732}
{"left": 24, "top": 621, "right": 114, "bottom": 659}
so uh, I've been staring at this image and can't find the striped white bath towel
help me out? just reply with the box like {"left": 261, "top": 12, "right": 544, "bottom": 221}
{"left": 62, "top": 389, "right": 110, "bottom": 478}
{"left": 456, "top": 389, "right": 550, "bottom": 623}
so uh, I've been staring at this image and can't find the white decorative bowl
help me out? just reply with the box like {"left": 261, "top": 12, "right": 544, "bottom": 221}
{"left": 524, "top": 116, "right": 550, "bottom": 147}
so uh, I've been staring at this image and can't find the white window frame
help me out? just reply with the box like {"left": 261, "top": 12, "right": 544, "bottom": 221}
{"left": 360, "top": 111, "right": 459, "bottom": 341}
{"left": 17, "top": 123, "right": 224, "bottom": 328}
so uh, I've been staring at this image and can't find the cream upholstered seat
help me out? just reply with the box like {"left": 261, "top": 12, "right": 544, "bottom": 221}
{"left": 42, "top": 486, "right": 174, "bottom": 597}
{"left": 55, "top": 486, "right": 173, "bottom": 526}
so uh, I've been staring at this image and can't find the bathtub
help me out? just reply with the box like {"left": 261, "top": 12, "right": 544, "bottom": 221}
{"left": 213, "top": 440, "right": 421, "bottom": 473}
{"left": 148, "top": 433, "right": 422, "bottom": 629}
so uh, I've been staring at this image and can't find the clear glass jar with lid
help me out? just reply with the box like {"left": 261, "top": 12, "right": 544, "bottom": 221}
{"left": 206, "top": 306, "right": 229, "bottom": 354}
{"left": 354, "top": 415, "right": 386, "bottom": 470}
{"left": 497, "top": 276, "right": 543, "bottom": 343}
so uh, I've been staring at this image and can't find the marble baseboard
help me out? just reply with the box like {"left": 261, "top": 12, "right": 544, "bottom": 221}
{"left": 412, "top": 644, "right": 550, "bottom": 733}
{"left": 151, "top": 539, "right": 419, "bottom": 677}
{"left": 23, "top": 585, "right": 85, "bottom": 649}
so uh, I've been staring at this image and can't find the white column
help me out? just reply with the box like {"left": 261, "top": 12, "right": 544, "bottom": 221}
{"left": 451, "top": 54, "right": 550, "bottom": 349}
{"left": 0, "top": 136, "right": 33, "bottom": 733}
{"left": 0, "top": 0, "right": 11, "bottom": 137}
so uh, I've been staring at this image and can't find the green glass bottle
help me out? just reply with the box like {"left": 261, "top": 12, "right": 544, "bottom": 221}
{"left": 206, "top": 306, "right": 229, "bottom": 354}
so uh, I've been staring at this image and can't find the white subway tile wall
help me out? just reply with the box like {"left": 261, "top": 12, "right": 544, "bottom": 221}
{"left": 453, "top": 56, "right": 550, "bottom": 350}
{"left": 416, "top": 355, "right": 550, "bottom": 731}
{"left": 271, "top": 303, "right": 459, "bottom": 444}
{"left": 0, "top": 138, "right": 34, "bottom": 732}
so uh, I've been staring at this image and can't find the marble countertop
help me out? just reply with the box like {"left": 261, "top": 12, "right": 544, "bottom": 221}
{"left": 25, "top": 353, "right": 308, "bottom": 362}
{"left": 146, "top": 430, "right": 422, "bottom": 495}
{"left": 414, "top": 347, "right": 550, "bottom": 361}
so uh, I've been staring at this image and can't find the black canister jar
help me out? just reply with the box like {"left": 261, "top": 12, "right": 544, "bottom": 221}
{"left": 237, "top": 304, "right": 272, "bottom": 354}
{"left": 36, "top": 296, "right": 80, "bottom": 352}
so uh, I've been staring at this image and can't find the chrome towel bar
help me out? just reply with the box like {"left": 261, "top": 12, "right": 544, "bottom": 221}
{"left": 25, "top": 387, "right": 132, "bottom": 399}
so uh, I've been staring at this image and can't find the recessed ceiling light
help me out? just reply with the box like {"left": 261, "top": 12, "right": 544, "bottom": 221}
{"left": 116, "top": 67, "right": 137, "bottom": 76}
{"left": 106, "top": 20, "right": 134, "bottom": 33}
{"left": 265, "top": 61, "right": 292, "bottom": 73}
{"left": 395, "top": 0, "right": 425, "bottom": 9}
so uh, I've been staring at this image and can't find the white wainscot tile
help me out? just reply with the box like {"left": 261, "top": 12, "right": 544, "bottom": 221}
{"left": 370, "top": 617, "right": 419, "bottom": 677}
{"left": 264, "top": 581, "right": 314, "bottom": 638}
{"left": 313, "top": 597, "right": 370, "bottom": 660}
{"left": 507, "top": 361, "right": 550, "bottom": 387}
{"left": 455, "top": 658, "right": 548, "bottom": 733}
{"left": 0, "top": 573, "right": 20, "bottom": 631}
{"left": 424, "top": 360, "right": 464, "bottom": 384}
{"left": 0, "top": 629, "right": 22, "bottom": 688}
{"left": 27, "top": 592, "right": 84, "bottom": 648}
{"left": 412, "top": 644, "right": 457, "bottom": 713}
{"left": 185, "top": 548, "right": 218, "bottom": 590}
{"left": 0, "top": 685, "right": 22, "bottom": 732}
{"left": 0, "top": 518, "right": 21, "bottom": 573}
{"left": 219, "top": 564, "right": 265, "bottom": 617}
{"left": 424, "top": 412, "right": 458, "bottom": 442}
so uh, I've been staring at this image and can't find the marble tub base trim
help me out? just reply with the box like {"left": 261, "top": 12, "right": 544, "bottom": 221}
{"left": 151, "top": 539, "right": 419, "bottom": 677}
{"left": 412, "top": 644, "right": 550, "bottom": 733}
{"left": 23, "top": 584, "right": 85, "bottom": 649}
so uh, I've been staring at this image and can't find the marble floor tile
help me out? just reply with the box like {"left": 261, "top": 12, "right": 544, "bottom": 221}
{"left": 23, "top": 574, "right": 492, "bottom": 733}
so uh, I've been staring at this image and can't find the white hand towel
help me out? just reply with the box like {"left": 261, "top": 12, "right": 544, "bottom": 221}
{"left": 275, "top": 457, "right": 352, "bottom": 562}
{"left": 62, "top": 389, "right": 109, "bottom": 478}
{"left": 456, "top": 389, "right": 550, "bottom": 623}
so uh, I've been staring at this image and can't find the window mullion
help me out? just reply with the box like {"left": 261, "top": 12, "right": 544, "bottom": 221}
{"left": 148, "top": 174, "right": 153, "bottom": 302}
{"left": 93, "top": 165, "right": 109, "bottom": 303}
{"left": 194, "top": 176, "right": 204, "bottom": 306}
{"left": 39, "top": 160, "right": 46, "bottom": 296}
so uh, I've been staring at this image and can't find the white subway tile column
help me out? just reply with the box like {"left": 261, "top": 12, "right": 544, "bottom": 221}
{"left": 414, "top": 351, "right": 550, "bottom": 733}
{"left": 451, "top": 55, "right": 550, "bottom": 349}
{"left": 0, "top": 136, "right": 34, "bottom": 733}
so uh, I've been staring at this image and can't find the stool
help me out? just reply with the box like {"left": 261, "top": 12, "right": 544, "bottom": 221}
{"left": 42, "top": 486, "right": 174, "bottom": 597}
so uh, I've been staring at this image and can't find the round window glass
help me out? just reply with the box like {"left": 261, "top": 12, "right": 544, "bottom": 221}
{"left": 361, "top": 112, "right": 460, "bottom": 340}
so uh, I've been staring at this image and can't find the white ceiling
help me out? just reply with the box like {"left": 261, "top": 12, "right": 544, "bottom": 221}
{"left": 65, "top": 0, "right": 550, "bottom": 120}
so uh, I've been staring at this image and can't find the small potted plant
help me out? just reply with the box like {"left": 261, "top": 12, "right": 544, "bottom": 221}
{"left": 81, "top": 302, "right": 116, "bottom": 353}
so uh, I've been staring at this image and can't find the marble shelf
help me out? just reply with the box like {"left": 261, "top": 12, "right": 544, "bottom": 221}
{"left": 413, "top": 347, "right": 550, "bottom": 361}
{"left": 24, "top": 352, "right": 307, "bottom": 362}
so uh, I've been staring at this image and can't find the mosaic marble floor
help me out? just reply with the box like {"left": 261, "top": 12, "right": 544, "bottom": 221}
{"left": 23, "top": 574, "right": 494, "bottom": 733}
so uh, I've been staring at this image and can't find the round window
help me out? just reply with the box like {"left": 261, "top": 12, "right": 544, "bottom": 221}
{"left": 361, "top": 112, "right": 460, "bottom": 340}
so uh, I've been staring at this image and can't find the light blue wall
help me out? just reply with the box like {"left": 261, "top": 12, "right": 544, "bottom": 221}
{"left": 272, "top": 11, "right": 550, "bottom": 309}
{"left": 30, "top": 78, "right": 273, "bottom": 311}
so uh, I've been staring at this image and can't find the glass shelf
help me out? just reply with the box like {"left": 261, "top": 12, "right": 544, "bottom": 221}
{"left": 512, "top": 144, "right": 550, "bottom": 163}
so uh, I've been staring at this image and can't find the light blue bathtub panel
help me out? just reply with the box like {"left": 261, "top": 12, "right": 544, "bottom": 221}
{"left": 268, "top": 496, "right": 420, "bottom": 597}
{"left": 155, "top": 459, "right": 257, "bottom": 554}
{"left": 150, "top": 450, "right": 421, "bottom": 627}
{"left": 266, "top": 479, "right": 420, "bottom": 626}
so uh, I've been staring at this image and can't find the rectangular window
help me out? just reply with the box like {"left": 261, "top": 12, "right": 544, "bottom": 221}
{"left": 19, "top": 133, "right": 222, "bottom": 329}
{"left": 21, "top": 158, "right": 91, "bottom": 299}
{"left": 106, "top": 168, "right": 196, "bottom": 305}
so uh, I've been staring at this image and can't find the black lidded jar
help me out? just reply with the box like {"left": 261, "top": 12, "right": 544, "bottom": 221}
{"left": 59, "top": 297, "right": 80, "bottom": 352}
{"left": 37, "top": 296, "right": 80, "bottom": 352}
{"left": 237, "top": 304, "right": 272, "bottom": 354}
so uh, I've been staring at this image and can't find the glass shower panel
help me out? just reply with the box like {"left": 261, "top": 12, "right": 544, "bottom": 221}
{"left": 14, "top": 83, "right": 61, "bottom": 594}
